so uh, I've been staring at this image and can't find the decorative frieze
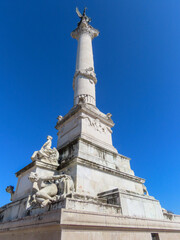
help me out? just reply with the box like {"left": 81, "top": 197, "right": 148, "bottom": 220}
{"left": 82, "top": 116, "right": 112, "bottom": 134}
{"left": 74, "top": 94, "right": 95, "bottom": 105}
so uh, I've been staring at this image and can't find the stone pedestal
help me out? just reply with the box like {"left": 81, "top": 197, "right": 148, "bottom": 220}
{"left": 1, "top": 209, "right": 180, "bottom": 240}
{"left": 98, "top": 188, "right": 163, "bottom": 220}
{"left": 56, "top": 104, "right": 116, "bottom": 152}
{"left": 13, "top": 160, "right": 59, "bottom": 202}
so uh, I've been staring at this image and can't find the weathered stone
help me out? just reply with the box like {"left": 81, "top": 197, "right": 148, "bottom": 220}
{"left": 28, "top": 172, "right": 74, "bottom": 208}
{"left": 31, "top": 135, "right": 59, "bottom": 165}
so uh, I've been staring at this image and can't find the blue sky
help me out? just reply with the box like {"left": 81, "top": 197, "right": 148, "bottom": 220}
{"left": 0, "top": 0, "right": 180, "bottom": 214}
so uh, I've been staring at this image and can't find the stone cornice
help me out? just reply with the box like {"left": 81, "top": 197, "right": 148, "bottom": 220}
{"left": 59, "top": 156, "right": 145, "bottom": 184}
{"left": 81, "top": 105, "right": 114, "bottom": 127}
{"left": 98, "top": 188, "right": 158, "bottom": 202}
{"left": 1, "top": 208, "right": 180, "bottom": 232}
{"left": 16, "top": 160, "right": 59, "bottom": 177}
{"left": 58, "top": 136, "right": 118, "bottom": 157}
{"left": 77, "top": 158, "right": 145, "bottom": 184}
{"left": 55, "top": 104, "right": 114, "bottom": 130}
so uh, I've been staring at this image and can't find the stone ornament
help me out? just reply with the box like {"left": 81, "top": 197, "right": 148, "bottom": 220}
{"left": 71, "top": 7, "right": 99, "bottom": 40}
{"left": 83, "top": 116, "right": 111, "bottom": 134}
{"left": 6, "top": 186, "right": 14, "bottom": 201}
{"left": 28, "top": 172, "right": 74, "bottom": 208}
{"left": 162, "top": 208, "right": 174, "bottom": 220}
{"left": 73, "top": 67, "right": 97, "bottom": 89}
{"left": 143, "top": 184, "right": 149, "bottom": 196}
{"left": 31, "top": 135, "right": 59, "bottom": 165}
{"left": 57, "top": 115, "right": 63, "bottom": 123}
{"left": 106, "top": 113, "right": 112, "bottom": 119}
{"left": 57, "top": 174, "right": 74, "bottom": 197}
{"left": 76, "top": 7, "right": 91, "bottom": 24}
{"left": 76, "top": 94, "right": 95, "bottom": 105}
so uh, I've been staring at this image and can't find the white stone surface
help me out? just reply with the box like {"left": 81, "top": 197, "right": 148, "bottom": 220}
{"left": 77, "top": 139, "right": 134, "bottom": 175}
{"left": 13, "top": 163, "right": 58, "bottom": 201}
{"left": 57, "top": 112, "right": 81, "bottom": 149}
{"left": 120, "top": 191, "right": 163, "bottom": 219}
{"left": 98, "top": 188, "right": 163, "bottom": 220}
{"left": 31, "top": 135, "right": 59, "bottom": 165}
{"left": 56, "top": 105, "right": 117, "bottom": 152}
{"left": 75, "top": 164, "right": 144, "bottom": 196}
{"left": 71, "top": 11, "right": 99, "bottom": 106}
{"left": 13, "top": 168, "right": 33, "bottom": 201}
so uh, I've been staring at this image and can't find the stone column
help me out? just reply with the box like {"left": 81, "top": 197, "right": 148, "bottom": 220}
{"left": 71, "top": 14, "right": 99, "bottom": 106}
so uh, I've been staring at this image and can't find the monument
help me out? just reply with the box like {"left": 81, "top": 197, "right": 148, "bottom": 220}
{"left": 0, "top": 8, "right": 180, "bottom": 240}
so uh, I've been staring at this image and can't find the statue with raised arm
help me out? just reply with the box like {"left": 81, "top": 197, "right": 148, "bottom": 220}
{"left": 31, "top": 135, "right": 59, "bottom": 165}
{"left": 28, "top": 172, "right": 74, "bottom": 208}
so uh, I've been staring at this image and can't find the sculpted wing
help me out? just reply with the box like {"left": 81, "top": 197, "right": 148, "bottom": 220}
{"left": 76, "top": 7, "right": 82, "bottom": 18}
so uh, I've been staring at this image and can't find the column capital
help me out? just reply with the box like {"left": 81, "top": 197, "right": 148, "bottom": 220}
{"left": 71, "top": 8, "right": 99, "bottom": 40}
{"left": 71, "top": 20, "right": 99, "bottom": 40}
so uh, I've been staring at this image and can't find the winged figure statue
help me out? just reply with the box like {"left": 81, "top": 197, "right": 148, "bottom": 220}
{"left": 76, "top": 7, "right": 91, "bottom": 24}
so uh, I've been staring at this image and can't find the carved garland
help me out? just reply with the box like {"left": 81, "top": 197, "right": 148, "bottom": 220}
{"left": 73, "top": 67, "right": 97, "bottom": 90}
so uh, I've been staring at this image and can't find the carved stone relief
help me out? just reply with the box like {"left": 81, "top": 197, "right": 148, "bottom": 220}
{"left": 74, "top": 67, "right": 97, "bottom": 82}
{"left": 73, "top": 67, "right": 97, "bottom": 92}
{"left": 76, "top": 94, "right": 95, "bottom": 105}
{"left": 83, "top": 116, "right": 110, "bottom": 134}
{"left": 28, "top": 172, "right": 74, "bottom": 208}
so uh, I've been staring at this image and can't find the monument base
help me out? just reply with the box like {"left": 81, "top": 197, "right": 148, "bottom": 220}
{"left": 1, "top": 209, "right": 180, "bottom": 240}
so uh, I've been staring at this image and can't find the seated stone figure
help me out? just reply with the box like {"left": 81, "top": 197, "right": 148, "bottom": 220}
{"left": 31, "top": 135, "right": 59, "bottom": 164}
{"left": 28, "top": 172, "right": 74, "bottom": 208}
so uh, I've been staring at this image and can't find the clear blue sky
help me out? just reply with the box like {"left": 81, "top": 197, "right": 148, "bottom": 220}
{"left": 0, "top": 0, "right": 180, "bottom": 214}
